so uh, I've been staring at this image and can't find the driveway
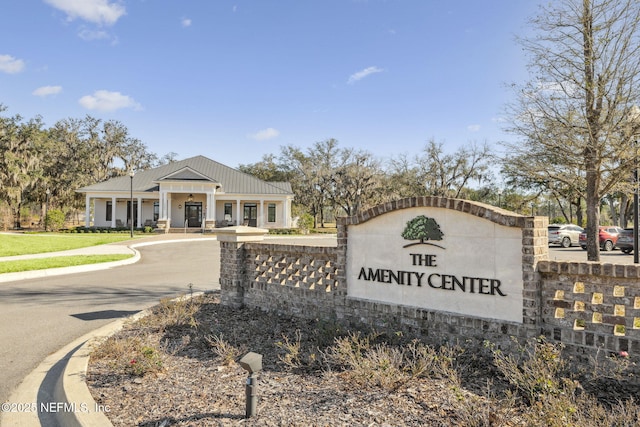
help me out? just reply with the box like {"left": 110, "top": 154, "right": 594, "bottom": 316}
{"left": 0, "top": 239, "right": 220, "bottom": 408}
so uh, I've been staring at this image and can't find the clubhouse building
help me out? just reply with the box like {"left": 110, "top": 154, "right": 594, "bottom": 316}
{"left": 77, "top": 155, "right": 294, "bottom": 232}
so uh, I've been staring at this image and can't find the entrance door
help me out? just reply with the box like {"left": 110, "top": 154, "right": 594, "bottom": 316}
{"left": 185, "top": 202, "right": 202, "bottom": 227}
{"left": 243, "top": 203, "right": 257, "bottom": 227}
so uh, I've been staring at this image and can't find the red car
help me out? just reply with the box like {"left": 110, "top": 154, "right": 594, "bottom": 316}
{"left": 579, "top": 226, "right": 624, "bottom": 251}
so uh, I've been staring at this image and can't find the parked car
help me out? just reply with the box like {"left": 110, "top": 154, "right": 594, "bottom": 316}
{"left": 616, "top": 228, "right": 634, "bottom": 254}
{"left": 579, "top": 226, "right": 624, "bottom": 251}
{"left": 548, "top": 224, "right": 584, "bottom": 248}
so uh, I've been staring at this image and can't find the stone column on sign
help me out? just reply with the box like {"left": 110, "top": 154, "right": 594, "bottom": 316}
{"left": 216, "top": 226, "right": 269, "bottom": 308}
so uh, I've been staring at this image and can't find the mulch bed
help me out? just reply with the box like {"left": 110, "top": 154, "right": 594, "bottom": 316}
{"left": 86, "top": 292, "right": 503, "bottom": 426}
{"left": 86, "top": 292, "right": 639, "bottom": 426}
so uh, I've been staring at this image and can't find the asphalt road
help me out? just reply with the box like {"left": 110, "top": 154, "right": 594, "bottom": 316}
{"left": 0, "top": 239, "right": 220, "bottom": 406}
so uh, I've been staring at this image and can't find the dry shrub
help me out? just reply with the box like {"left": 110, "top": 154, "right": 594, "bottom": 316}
{"left": 91, "top": 334, "right": 164, "bottom": 377}
{"left": 322, "top": 332, "right": 464, "bottom": 391}
{"left": 205, "top": 333, "right": 245, "bottom": 366}
{"left": 275, "top": 329, "right": 321, "bottom": 371}
{"left": 138, "top": 295, "right": 201, "bottom": 331}
{"left": 491, "top": 337, "right": 640, "bottom": 427}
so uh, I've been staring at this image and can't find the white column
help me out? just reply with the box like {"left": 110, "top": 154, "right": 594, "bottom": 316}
{"left": 137, "top": 197, "right": 142, "bottom": 228}
{"left": 258, "top": 199, "right": 264, "bottom": 227}
{"left": 284, "top": 198, "right": 291, "bottom": 228}
{"left": 206, "top": 190, "right": 216, "bottom": 220}
{"left": 159, "top": 192, "right": 165, "bottom": 219}
{"left": 111, "top": 196, "right": 117, "bottom": 227}
{"left": 85, "top": 195, "right": 91, "bottom": 227}
{"left": 167, "top": 194, "right": 172, "bottom": 225}
{"left": 236, "top": 198, "right": 242, "bottom": 225}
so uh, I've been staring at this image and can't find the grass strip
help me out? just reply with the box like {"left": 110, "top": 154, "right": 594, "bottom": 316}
{"left": 0, "top": 234, "right": 135, "bottom": 257}
{"left": 0, "top": 255, "right": 134, "bottom": 274}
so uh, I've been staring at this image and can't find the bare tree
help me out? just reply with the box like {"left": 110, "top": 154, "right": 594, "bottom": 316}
{"left": 504, "top": 0, "right": 640, "bottom": 261}
{"left": 386, "top": 140, "right": 493, "bottom": 200}
{"left": 330, "top": 149, "right": 384, "bottom": 216}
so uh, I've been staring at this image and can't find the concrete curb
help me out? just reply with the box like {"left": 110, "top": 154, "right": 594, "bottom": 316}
{"left": 54, "top": 309, "right": 152, "bottom": 427}
{"left": 58, "top": 292, "right": 206, "bottom": 427}
{"left": 3, "top": 292, "right": 206, "bottom": 427}
{"left": 1, "top": 318, "right": 130, "bottom": 427}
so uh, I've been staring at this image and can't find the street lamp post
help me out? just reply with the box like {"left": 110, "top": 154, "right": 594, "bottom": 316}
{"left": 497, "top": 188, "right": 503, "bottom": 208}
{"left": 129, "top": 170, "right": 135, "bottom": 238}
{"left": 44, "top": 189, "right": 50, "bottom": 232}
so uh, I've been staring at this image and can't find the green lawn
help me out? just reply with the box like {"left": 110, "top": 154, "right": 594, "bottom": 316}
{"left": 0, "top": 233, "right": 135, "bottom": 257}
{"left": 0, "top": 255, "right": 134, "bottom": 274}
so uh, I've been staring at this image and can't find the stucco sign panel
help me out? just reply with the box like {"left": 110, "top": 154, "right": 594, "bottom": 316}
{"left": 347, "top": 207, "right": 524, "bottom": 323}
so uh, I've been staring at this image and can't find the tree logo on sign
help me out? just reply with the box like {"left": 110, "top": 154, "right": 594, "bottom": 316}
{"left": 401, "top": 215, "right": 445, "bottom": 249}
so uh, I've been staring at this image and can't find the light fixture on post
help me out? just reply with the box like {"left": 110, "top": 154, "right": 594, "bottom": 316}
{"left": 129, "top": 170, "right": 135, "bottom": 238}
{"left": 45, "top": 188, "right": 50, "bottom": 232}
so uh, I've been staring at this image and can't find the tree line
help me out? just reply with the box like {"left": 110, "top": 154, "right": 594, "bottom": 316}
{"left": 0, "top": 105, "right": 175, "bottom": 228}
{"left": 237, "top": 138, "right": 498, "bottom": 227}
{"left": 0, "top": 105, "right": 504, "bottom": 231}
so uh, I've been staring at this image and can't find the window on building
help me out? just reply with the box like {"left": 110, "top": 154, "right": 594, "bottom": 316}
{"left": 106, "top": 201, "right": 112, "bottom": 221}
{"left": 268, "top": 203, "right": 276, "bottom": 222}
{"left": 224, "top": 203, "right": 232, "bottom": 221}
{"left": 153, "top": 202, "right": 159, "bottom": 221}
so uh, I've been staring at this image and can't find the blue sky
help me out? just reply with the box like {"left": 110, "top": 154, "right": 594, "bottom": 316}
{"left": 1, "top": 0, "right": 540, "bottom": 168}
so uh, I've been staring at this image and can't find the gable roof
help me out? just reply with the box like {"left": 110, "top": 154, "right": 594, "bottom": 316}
{"left": 77, "top": 155, "right": 294, "bottom": 195}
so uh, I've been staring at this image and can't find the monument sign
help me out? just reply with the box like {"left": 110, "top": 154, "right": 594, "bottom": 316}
{"left": 347, "top": 206, "right": 523, "bottom": 322}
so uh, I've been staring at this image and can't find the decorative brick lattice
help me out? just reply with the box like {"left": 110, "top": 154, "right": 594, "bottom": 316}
{"left": 251, "top": 253, "right": 338, "bottom": 291}
{"left": 539, "top": 260, "right": 640, "bottom": 355}
{"left": 245, "top": 244, "right": 339, "bottom": 293}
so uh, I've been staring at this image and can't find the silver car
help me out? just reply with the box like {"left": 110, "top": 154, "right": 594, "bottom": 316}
{"left": 548, "top": 224, "right": 584, "bottom": 248}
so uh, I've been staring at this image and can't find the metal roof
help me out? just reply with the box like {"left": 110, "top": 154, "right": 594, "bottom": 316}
{"left": 77, "top": 155, "right": 294, "bottom": 195}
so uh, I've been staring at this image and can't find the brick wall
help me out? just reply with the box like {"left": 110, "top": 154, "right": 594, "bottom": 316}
{"left": 218, "top": 197, "right": 640, "bottom": 368}
{"left": 538, "top": 260, "right": 640, "bottom": 359}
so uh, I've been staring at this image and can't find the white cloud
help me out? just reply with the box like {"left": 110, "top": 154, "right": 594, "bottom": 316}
{"left": 0, "top": 54, "right": 25, "bottom": 74}
{"left": 181, "top": 17, "right": 192, "bottom": 27}
{"left": 44, "top": 0, "right": 126, "bottom": 26}
{"left": 249, "top": 128, "right": 280, "bottom": 141}
{"left": 348, "top": 66, "right": 384, "bottom": 84}
{"left": 78, "top": 90, "right": 142, "bottom": 112}
{"left": 467, "top": 124, "right": 481, "bottom": 132}
{"left": 78, "top": 28, "right": 110, "bottom": 41}
{"left": 33, "top": 85, "right": 63, "bottom": 97}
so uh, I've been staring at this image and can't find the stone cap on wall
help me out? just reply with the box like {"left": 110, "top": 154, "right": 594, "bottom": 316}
{"left": 338, "top": 197, "right": 527, "bottom": 228}
{"left": 215, "top": 226, "right": 269, "bottom": 242}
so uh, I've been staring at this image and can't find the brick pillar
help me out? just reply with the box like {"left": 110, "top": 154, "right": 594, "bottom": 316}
{"left": 522, "top": 216, "right": 549, "bottom": 337}
{"left": 219, "top": 241, "right": 246, "bottom": 308}
{"left": 216, "top": 226, "right": 268, "bottom": 308}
